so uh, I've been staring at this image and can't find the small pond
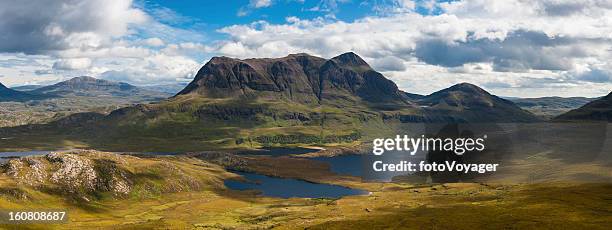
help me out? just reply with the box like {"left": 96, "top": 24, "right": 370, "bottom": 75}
{"left": 224, "top": 171, "right": 366, "bottom": 199}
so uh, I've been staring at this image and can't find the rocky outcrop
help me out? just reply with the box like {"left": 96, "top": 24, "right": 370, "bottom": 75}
{"left": 0, "top": 150, "right": 214, "bottom": 200}
{"left": 3, "top": 151, "right": 133, "bottom": 197}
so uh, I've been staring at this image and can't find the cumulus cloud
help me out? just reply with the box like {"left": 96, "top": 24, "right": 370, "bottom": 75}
{"left": 98, "top": 54, "right": 199, "bottom": 85}
{"left": 370, "top": 56, "right": 407, "bottom": 71}
{"left": 143, "top": 37, "right": 165, "bottom": 47}
{"left": 574, "top": 68, "right": 612, "bottom": 83}
{"left": 52, "top": 58, "right": 92, "bottom": 70}
{"left": 0, "top": 0, "right": 210, "bottom": 86}
{"left": 414, "top": 30, "right": 584, "bottom": 71}
{"left": 0, "top": 0, "right": 147, "bottom": 54}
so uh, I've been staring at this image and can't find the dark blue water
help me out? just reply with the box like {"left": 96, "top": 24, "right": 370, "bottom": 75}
{"left": 313, "top": 154, "right": 365, "bottom": 177}
{"left": 312, "top": 152, "right": 426, "bottom": 182}
{"left": 225, "top": 171, "right": 366, "bottom": 198}
{"left": 237, "top": 147, "right": 319, "bottom": 156}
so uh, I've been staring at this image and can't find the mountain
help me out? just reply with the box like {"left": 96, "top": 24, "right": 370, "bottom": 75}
{"left": 0, "top": 77, "right": 172, "bottom": 128}
{"left": 0, "top": 82, "right": 40, "bottom": 102}
{"left": 0, "top": 53, "right": 541, "bottom": 151}
{"left": 409, "top": 83, "right": 541, "bottom": 122}
{"left": 178, "top": 52, "right": 411, "bottom": 107}
{"left": 555, "top": 92, "right": 612, "bottom": 122}
{"left": 32, "top": 76, "right": 166, "bottom": 100}
{"left": 509, "top": 96, "right": 595, "bottom": 119}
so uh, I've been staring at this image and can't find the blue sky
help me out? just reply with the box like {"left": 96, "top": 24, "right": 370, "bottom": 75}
{"left": 0, "top": 0, "right": 611, "bottom": 97}
{"left": 136, "top": 0, "right": 449, "bottom": 42}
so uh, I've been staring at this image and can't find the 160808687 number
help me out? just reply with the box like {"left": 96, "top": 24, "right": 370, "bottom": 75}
{"left": 0, "top": 210, "right": 68, "bottom": 224}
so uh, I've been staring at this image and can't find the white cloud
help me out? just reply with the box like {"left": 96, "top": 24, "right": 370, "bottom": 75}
{"left": 252, "top": 0, "right": 272, "bottom": 8}
{"left": 0, "top": 0, "right": 148, "bottom": 54}
{"left": 98, "top": 54, "right": 200, "bottom": 85}
{"left": 0, "top": 0, "right": 208, "bottom": 87}
{"left": 238, "top": 0, "right": 275, "bottom": 16}
{"left": 52, "top": 58, "right": 92, "bottom": 70}
{"left": 143, "top": 37, "right": 165, "bottom": 47}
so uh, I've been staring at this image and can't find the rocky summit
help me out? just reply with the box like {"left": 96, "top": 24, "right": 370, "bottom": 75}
{"left": 1, "top": 150, "right": 216, "bottom": 201}
{"left": 178, "top": 52, "right": 411, "bottom": 106}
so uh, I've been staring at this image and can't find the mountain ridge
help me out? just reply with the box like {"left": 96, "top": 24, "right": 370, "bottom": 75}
{"left": 0, "top": 52, "right": 544, "bottom": 151}
{"left": 178, "top": 52, "right": 411, "bottom": 106}
{"left": 555, "top": 92, "right": 612, "bottom": 122}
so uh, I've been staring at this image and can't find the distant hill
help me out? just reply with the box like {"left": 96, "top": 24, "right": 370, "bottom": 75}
{"left": 410, "top": 83, "right": 541, "bottom": 122}
{"left": 142, "top": 83, "right": 189, "bottom": 95}
{"left": 509, "top": 97, "right": 595, "bottom": 119}
{"left": 555, "top": 92, "right": 612, "bottom": 122}
{"left": 0, "top": 77, "right": 172, "bottom": 127}
{"left": 0, "top": 82, "right": 41, "bottom": 102}
{"left": 32, "top": 76, "right": 167, "bottom": 100}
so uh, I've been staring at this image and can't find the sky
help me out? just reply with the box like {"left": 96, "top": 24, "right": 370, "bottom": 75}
{"left": 0, "top": 0, "right": 611, "bottom": 97}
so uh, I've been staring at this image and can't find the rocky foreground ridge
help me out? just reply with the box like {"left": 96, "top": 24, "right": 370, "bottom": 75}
{"left": 0, "top": 150, "right": 230, "bottom": 201}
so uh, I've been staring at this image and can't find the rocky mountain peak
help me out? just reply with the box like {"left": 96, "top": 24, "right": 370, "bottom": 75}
{"left": 67, "top": 76, "right": 97, "bottom": 82}
{"left": 444, "top": 83, "right": 490, "bottom": 95}
{"left": 178, "top": 52, "right": 408, "bottom": 105}
{"left": 329, "top": 52, "right": 371, "bottom": 72}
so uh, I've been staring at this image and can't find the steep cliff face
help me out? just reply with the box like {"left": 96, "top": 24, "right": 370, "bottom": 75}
{"left": 555, "top": 92, "right": 612, "bottom": 122}
{"left": 178, "top": 52, "right": 410, "bottom": 106}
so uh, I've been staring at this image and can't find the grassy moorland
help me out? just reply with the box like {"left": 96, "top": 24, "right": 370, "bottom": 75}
{"left": 0, "top": 150, "right": 609, "bottom": 229}
{"left": 0, "top": 93, "right": 402, "bottom": 152}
